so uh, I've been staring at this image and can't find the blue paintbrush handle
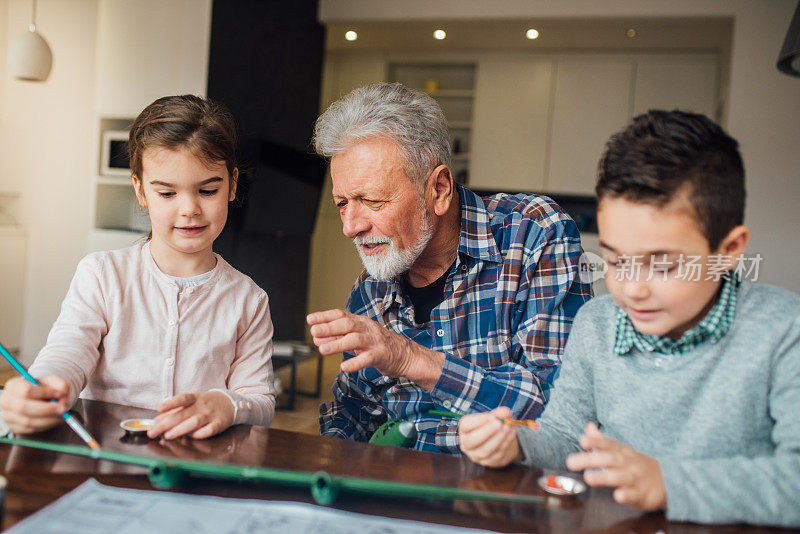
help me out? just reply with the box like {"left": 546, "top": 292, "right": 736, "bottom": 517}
{"left": 0, "top": 341, "right": 39, "bottom": 384}
{"left": 0, "top": 339, "right": 101, "bottom": 449}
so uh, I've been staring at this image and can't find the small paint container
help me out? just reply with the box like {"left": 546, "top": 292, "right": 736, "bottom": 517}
{"left": 120, "top": 418, "right": 155, "bottom": 435}
{"left": 538, "top": 474, "right": 587, "bottom": 496}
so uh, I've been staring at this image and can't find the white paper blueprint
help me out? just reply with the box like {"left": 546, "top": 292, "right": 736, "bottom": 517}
{"left": 7, "top": 479, "right": 498, "bottom": 534}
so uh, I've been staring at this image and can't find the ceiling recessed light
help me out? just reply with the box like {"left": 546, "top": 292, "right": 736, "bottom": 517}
{"left": 345, "top": 30, "right": 358, "bottom": 41}
{"left": 526, "top": 28, "right": 540, "bottom": 40}
{"left": 626, "top": 28, "right": 637, "bottom": 38}
{"left": 433, "top": 29, "right": 446, "bottom": 40}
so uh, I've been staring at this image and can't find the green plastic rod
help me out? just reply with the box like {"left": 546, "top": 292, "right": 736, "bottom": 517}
{"left": 0, "top": 435, "right": 543, "bottom": 505}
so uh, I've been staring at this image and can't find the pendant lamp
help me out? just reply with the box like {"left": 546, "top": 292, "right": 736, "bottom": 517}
{"left": 778, "top": 1, "right": 800, "bottom": 77}
{"left": 7, "top": 0, "right": 53, "bottom": 82}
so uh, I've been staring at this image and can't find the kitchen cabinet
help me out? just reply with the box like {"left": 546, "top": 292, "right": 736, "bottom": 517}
{"left": 389, "top": 62, "right": 475, "bottom": 184}
{"left": 470, "top": 56, "right": 553, "bottom": 191}
{"left": 326, "top": 51, "right": 720, "bottom": 195}
{"left": 632, "top": 54, "right": 719, "bottom": 119}
{"left": 546, "top": 55, "right": 634, "bottom": 195}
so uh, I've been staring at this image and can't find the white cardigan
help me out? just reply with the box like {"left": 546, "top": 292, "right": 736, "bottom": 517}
{"left": 30, "top": 243, "right": 275, "bottom": 426}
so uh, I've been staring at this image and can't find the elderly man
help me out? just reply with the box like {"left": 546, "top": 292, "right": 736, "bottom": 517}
{"left": 307, "top": 82, "right": 591, "bottom": 454}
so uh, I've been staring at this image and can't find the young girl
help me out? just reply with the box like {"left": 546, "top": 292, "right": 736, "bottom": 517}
{"left": 0, "top": 95, "right": 275, "bottom": 440}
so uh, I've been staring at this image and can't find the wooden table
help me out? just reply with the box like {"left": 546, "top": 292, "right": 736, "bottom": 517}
{"left": 0, "top": 400, "right": 791, "bottom": 533}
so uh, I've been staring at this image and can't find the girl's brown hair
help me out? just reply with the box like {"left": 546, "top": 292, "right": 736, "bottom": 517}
{"left": 129, "top": 95, "right": 237, "bottom": 180}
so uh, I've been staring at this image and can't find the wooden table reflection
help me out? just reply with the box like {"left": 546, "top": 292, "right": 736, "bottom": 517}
{"left": 0, "top": 400, "right": 791, "bottom": 533}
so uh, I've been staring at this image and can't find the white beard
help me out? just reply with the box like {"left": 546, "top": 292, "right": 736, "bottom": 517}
{"left": 354, "top": 203, "right": 434, "bottom": 282}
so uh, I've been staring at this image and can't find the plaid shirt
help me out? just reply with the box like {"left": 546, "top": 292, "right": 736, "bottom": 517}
{"left": 613, "top": 275, "right": 740, "bottom": 356}
{"left": 319, "top": 184, "right": 592, "bottom": 454}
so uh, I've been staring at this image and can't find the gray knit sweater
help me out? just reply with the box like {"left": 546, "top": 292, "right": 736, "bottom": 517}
{"left": 518, "top": 281, "right": 800, "bottom": 527}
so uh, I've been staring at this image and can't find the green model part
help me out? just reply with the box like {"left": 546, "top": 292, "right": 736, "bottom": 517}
{"left": 368, "top": 418, "right": 418, "bottom": 448}
{"left": 0, "top": 435, "right": 543, "bottom": 506}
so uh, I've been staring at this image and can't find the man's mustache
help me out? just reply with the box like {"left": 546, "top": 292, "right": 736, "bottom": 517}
{"left": 354, "top": 236, "right": 392, "bottom": 246}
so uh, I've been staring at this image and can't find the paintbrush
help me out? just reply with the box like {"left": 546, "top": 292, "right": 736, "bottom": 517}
{"left": 428, "top": 409, "right": 540, "bottom": 429}
{"left": 0, "top": 340, "right": 100, "bottom": 450}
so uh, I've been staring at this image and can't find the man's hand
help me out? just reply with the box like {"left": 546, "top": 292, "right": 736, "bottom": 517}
{"left": 566, "top": 422, "right": 667, "bottom": 511}
{"left": 307, "top": 309, "right": 445, "bottom": 390}
{"left": 0, "top": 375, "right": 69, "bottom": 434}
{"left": 147, "top": 391, "right": 235, "bottom": 440}
{"left": 458, "top": 407, "right": 522, "bottom": 468}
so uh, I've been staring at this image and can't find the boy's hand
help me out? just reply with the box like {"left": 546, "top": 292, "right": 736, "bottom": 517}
{"left": 148, "top": 391, "right": 235, "bottom": 440}
{"left": 0, "top": 375, "right": 70, "bottom": 434}
{"left": 566, "top": 422, "right": 666, "bottom": 511}
{"left": 458, "top": 407, "right": 522, "bottom": 468}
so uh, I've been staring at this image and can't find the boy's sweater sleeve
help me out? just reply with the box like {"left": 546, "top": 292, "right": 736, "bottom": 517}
{"left": 214, "top": 292, "right": 276, "bottom": 427}
{"left": 28, "top": 256, "right": 107, "bottom": 408}
{"left": 658, "top": 315, "right": 800, "bottom": 528}
{"left": 518, "top": 303, "right": 598, "bottom": 469}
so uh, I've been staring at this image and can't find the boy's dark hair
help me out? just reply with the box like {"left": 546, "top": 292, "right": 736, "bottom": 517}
{"left": 596, "top": 109, "right": 745, "bottom": 249}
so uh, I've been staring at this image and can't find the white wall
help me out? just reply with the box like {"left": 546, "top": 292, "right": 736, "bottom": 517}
{"left": 0, "top": 0, "right": 98, "bottom": 363}
{"left": 94, "top": 0, "right": 212, "bottom": 116}
{"left": 0, "top": 0, "right": 211, "bottom": 363}
{"left": 319, "top": 0, "right": 800, "bottom": 293}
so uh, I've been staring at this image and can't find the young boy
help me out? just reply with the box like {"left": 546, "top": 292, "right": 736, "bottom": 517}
{"left": 458, "top": 110, "right": 800, "bottom": 527}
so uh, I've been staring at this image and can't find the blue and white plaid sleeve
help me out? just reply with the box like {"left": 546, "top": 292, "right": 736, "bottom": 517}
{"left": 319, "top": 363, "right": 387, "bottom": 441}
{"left": 431, "top": 218, "right": 590, "bottom": 451}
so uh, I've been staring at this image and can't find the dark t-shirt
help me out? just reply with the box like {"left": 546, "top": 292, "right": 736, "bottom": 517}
{"left": 402, "top": 262, "right": 455, "bottom": 324}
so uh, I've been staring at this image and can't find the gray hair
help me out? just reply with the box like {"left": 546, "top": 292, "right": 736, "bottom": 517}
{"left": 312, "top": 82, "right": 452, "bottom": 187}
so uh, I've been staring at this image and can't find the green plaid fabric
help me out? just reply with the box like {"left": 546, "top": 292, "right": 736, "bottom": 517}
{"left": 613, "top": 276, "right": 740, "bottom": 355}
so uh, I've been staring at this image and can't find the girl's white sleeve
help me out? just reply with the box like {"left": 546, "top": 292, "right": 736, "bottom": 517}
{"left": 214, "top": 292, "right": 276, "bottom": 427}
{"left": 28, "top": 255, "right": 108, "bottom": 408}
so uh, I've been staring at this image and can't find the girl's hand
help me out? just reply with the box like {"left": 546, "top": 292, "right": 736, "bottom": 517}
{"left": 458, "top": 407, "right": 522, "bottom": 468}
{"left": 0, "top": 375, "right": 69, "bottom": 434}
{"left": 566, "top": 422, "right": 667, "bottom": 511}
{"left": 147, "top": 391, "right": 235, "bottom": 440}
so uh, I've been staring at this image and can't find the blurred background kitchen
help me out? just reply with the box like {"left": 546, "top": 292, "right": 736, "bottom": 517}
{"left": 0, "top": 0, "right": 797, "bottom": 432}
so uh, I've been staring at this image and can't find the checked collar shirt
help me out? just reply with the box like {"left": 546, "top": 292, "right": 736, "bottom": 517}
{"left": 614, "top": 275, "right": 740, "bottom": 356}
{"left": 319, "top": 184, "right": 592, "bottom": 454}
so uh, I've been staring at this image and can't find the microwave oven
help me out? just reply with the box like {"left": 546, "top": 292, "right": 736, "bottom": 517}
{"left": 100, "top": 130, "right": 131, "bottom": 176}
